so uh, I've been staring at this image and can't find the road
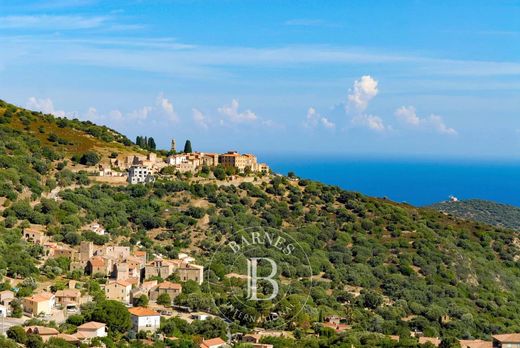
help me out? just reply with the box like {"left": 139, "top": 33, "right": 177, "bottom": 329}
{"left": 0, "top": 316, "right": 25, "bottom": 335}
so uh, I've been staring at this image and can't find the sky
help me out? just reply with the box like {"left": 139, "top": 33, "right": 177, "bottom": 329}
{"left": 0, "top": 0, "right": 519, "bottom": 158}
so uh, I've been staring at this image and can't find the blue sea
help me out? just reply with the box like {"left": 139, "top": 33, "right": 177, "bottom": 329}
{"left": 262, "top": 155, "right": 520, "bottom": 207}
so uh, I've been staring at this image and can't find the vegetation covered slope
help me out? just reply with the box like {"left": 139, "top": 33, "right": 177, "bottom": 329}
{"left": 0, "top": 99, "right": 142, "bottom": 201}
{"left": 430, "top": 199, "right": 520, "bottom": 231}
{"left": 2, "top": 101, "right": 520, "bottom": 347}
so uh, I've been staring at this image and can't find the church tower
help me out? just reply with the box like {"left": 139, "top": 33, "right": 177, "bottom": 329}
{"left": 171, "top": 138, "right": 176, "bottom": 152}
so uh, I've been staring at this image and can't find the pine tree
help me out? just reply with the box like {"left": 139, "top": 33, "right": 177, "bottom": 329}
{"left": 183, "top": 140, "right": 192, "bottom": 153}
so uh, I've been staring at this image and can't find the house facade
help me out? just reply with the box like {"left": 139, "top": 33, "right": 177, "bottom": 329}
{"left": 22, "top": 293, "right": 55, "bottom": 316}
{"left": 149, "top": 281, "right": 182, "bottom": 301}
{"left": 128, "top": 307, "right": 161, "bottom": 333}
{"left": 105, "top": 280, "right": 133, "bottom": 304}
{"left": 77, "top": 321, "right": 107, "bottom": 339}
{"left": 128, "top": 166, "right": 155, "bottom": 184}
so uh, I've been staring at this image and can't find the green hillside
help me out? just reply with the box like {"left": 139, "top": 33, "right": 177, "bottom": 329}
{"left": 1, "top": 101, "right": 520, "bottom": 347}
{"left": 430, "top": 199, "right": 520, "bottom": 231}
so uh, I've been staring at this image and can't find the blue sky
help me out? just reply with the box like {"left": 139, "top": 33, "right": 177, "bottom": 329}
{"left": 0, "top": 0, "right": 519, "bottom": 157}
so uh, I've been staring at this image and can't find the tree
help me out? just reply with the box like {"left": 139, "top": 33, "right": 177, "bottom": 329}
{"left": 0, "top": 336, "right": 17, "bottom": 348}
{"left": 157, "top": 293, "right": 172, "bottom": 306}
{"left": 134, "top": 294, "right": 149, "bottom": 307}
{"left": 439, "top": 337, "right": 462, "bottom": 348}
{"left": 6, "top": 326, "right": 27, "bottom": 344}
{"left": 91, "top": 300, "right": 132, "bottom": 334}
{"left": 26, "top": 334, "right": 44, "bottom": 348}
{"left": 213, "top": 166, "right": 226, "bottom": 180}
{"left": 64, "top": 232, "right": 81, "bottom": 245}
{"left": 183, "top": 140, "right": 192, "bottom": 153}
{"left": 79, "top": 151, "right": 101, "bottom": 166}
{"left": 148, "top": 137, "right": 156, "bottom": 150}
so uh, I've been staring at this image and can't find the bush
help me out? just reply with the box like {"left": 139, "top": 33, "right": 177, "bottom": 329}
{"left": 7, "top": 326, "right": 27, "bottom": 344}
{"left": 79, "top": 151, "right": 101, "bottom": 166}
{"left": 157, "top": 293, "right": 172, "bottom": 306}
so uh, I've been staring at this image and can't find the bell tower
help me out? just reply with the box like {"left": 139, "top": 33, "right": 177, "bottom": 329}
{"left": 171, "top": 138, "right": 176, "bottom": 152}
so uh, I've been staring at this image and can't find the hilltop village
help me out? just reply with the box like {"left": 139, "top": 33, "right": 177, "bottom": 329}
{"left": 94, "top": 138, "right": 269, "bottom": 186}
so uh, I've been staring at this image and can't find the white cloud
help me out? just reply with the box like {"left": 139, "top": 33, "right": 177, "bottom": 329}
{"left": 156, "top": 93, "right": 178, "bottom": 123}
{"left": 347, "top": 75, "right": 379, "bottom": 112}
{"left": 26, "top": 97, "right": 66, "bottom": 117}
{"left": 394, "top": 106, "right": 420, "bottom": 126}
{"left": 129, "top": 106, "right": 152, "bottom": 121}
{"left": 109, "top": 109, "right": 123, "bottom": 121}
{"left": 218, "top": 99, "right": 257, "bottom": 123}
{"left": 304, "top": 107, "right": 335, "bottom": 130}
{"left": 394, "top": 105, "right": 457, "bottom": 135}
{"left": 351, "top": 114, "right": 386, "bottom": 132}
{"left": 192, "top": 108, "right": 208, "bottom": 129}
{"left": 320, "top": 117, "right": 335, "bottom": 129}
{"left": 429, "top": 114, "right": 457, "bottom": 135}
{"left": 0, "top": 15, "right": 109, "bottom": 30}
{"left": 85, "top": 107, "right": 98, "bottom": 120}
{"left": 345, "top": 76, "right": 385, "bottom": 132}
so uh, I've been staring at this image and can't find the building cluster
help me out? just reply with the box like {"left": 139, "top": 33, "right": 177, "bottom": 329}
{"left": 98, "top": 148, "right": 270, "bottom": 184}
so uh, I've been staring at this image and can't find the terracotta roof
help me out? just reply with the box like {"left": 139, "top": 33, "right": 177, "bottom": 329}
{"left": 459, "top": 339, "right": 492, "bottom": 348}
{"left": 25, "top": 292, "right": 54, "bottom": 302}
{"left": 57, "top": 333, "right": 80, "bottom": 342}
{"left": 89, "top": 256, "right": 105, "bottom": 267}
{"left": 25, "top": 326, "right": 59, "bottom": 335}
{"left": 112, "top": 279, "right": 134, "bottom": 287}
{"left": 77, "top": 321, "right": 106, "bottom": 330}
{"left": 200, "top": 337, "right": 226, "bottom": 348}
{"left": 128, "top": 306, "right": 160, "bottom": 317}
{"left": 134, "top": 250, "right": 146, "bottom": 256}
{"left": 142, "top": 281, "right": 158, "bottom": 289}
{"left": 72, "top": 331, "right": 88, "bottom": 340}
{"left": 157, "top": 281, "right": 182, "bottom": 290}
{"left": 492, "top": 334, "right": 520, "bottom": 343}
{"left": 55, "top": 289, "right": 80, "bottom": 298}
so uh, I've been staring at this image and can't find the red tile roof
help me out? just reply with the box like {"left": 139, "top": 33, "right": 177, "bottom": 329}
{"left": 77, "top": 321, "right": 106, "bottom": 330}
{"left": 157, "top": 281, "right": 182, "bottom": 290}
{"left": 200, "top": 337, "right": 226, "bottom": 348}
{"left": 492, "top": 334, "right": 520, "bottom": 343}
{"left": 128, "top": 307, "right": 160, "bottom": 317}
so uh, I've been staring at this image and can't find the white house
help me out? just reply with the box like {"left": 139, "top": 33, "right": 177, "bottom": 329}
{"left": 128, "top": 166, "right": 155, "bottom": 184}
{"left": 166, "top": 154, "right": 187, "bottom": 166}
{"left": 77, "top": 321, "right": 107, "bottom": 338}
{"left": 128, "top": 307, "right": 161, "bottom": 333}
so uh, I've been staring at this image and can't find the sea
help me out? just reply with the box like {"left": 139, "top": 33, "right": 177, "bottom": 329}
{"left": 262, "top": 155, "right": 520, "bottom": 207}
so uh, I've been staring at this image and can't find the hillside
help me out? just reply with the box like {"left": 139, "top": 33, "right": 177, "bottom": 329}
{"left": 1, "top": 101, "right": 520, "bottom": 347}
{"left": 0, "top": 99, "right": 146, "bottom": 201}
{"left": 430, "top": 199, "right": 520, "bottom": 231}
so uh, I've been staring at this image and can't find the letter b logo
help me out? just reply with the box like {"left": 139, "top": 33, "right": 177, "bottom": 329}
{"left": 247, "top": 258, "right": 279, "bottom": 301}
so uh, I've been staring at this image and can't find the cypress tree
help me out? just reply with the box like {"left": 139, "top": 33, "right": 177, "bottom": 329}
{"left": 148, "top": 137, "right": 156, "bottom": 150}
{"left": 183, "top": 140, "right": 192, "bottom": 153}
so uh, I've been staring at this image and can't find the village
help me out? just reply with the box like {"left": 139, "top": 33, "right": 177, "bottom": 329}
{"left": 93, "top": 139, "right": 270, "bottom": 186}
{"left": 4, "top": 228, "right": 285, "bottom": 348}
